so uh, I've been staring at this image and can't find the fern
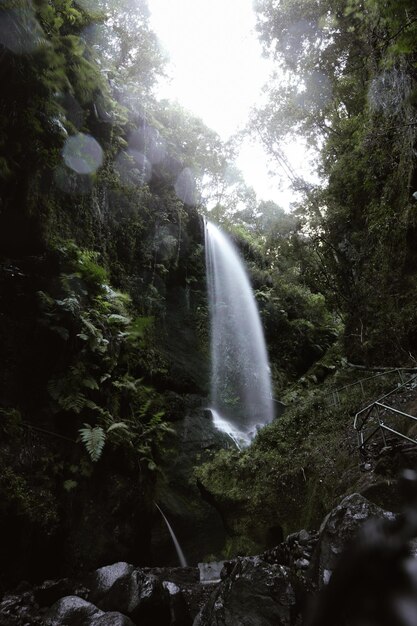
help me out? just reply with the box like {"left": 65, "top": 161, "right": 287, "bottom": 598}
{"left": 128, "top": 316, "right": 153, "bottom": 342}
{"left": 107, "top": 421, "right": 129, "bottom": 433}
{"left": 60, "top": 392, "right": 87, "bottom": 413}
{"left": 112, "top": 375, "right": 141, "bottom": 392}
{"left": 82, "top": 376, "right": 99, "bottom": 390}
{"left": 107, "top": 313, "right": 131, "bottom": 326}
{"left": 79, "top": 424, "right": 106, "bottom": 462}
{"left": 56, "top": 296, "right": 80, "bottom": 315}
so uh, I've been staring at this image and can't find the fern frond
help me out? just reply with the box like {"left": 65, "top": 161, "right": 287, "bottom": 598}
{"left": 37, "top": 290, "right": 54, "bottom": 309}
{"left": 82, "top": 376, "right": 99, "bottom": 390}
{"left": 107, "top": 422, "right": 129, "bottom": 433}
{"left": 107, "top": 313, "right": 131, "bottom": 326}
{"left": 139, "top": 399, "right": 152, "bottom": 418}
{"left": 80, "top": 314, "right": 100, "bottom": 336}
{"left": 79, "top": 424, "right": 106, "bottom": 462}
{"left": 60, "top": 392, "right": 87, "bottom": 413}
{"left": 56, "top": 296, "right": 80, "bottom": 315}
{"left": 112, "top": 376, "right": 139, "bottom": 392}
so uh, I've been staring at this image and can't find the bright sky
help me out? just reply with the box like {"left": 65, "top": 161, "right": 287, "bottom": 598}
{"left": 148, "top": 0, "right": 310, "bottom": 208}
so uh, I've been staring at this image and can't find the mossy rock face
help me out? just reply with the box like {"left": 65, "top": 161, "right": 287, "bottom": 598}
{"left": 0, "top": 428, "right": 154, "bottom": 589}
{"left": 194, "top": 375, "right": 396, "bottom": 558}
{"left": 62, "top": 455, "right": 154, "bottom": 575}
{"left": 152, "top": 407, "right": 232, "bottom": 566}
{"left": 0, "top": 167, "right": 209, "bottom": 585}
{"left": 155, "top": 286, "right": 208, "bottom": 396}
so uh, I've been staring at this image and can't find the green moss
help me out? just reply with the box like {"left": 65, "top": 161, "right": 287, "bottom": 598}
{"left": 0, "top": 464, "right": 59, "bottom": 529}
{"left": 195, "top": 370, "right": 402, "bottom": 556}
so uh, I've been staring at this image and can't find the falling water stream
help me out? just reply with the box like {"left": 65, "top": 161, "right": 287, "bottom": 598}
{"left": 205, "top": 220, "right": 274, "bottom": 446}
{"left": 154, "top": 502, "right": 188, "bottom": 567}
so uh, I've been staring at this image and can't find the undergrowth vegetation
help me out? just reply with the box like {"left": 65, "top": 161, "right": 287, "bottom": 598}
{"left": 196, "top": 364, "right": 411, "bottom": 557}
{"left": 2, "top": 0, "right": 417, "bottom": 586}
{"left": 36, "top": 241, "right": 172, "bottom": 465}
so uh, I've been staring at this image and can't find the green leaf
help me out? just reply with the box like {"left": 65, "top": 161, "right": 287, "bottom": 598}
{"left": 107, "top": 313, "right": 131, "bottom": 325}
{"left": 82, "top": 376, "right": 99, "bottom": 390}
{"left": 128, "top": 316, "right": 153, "bottom": 341}
{"left": 107, "top": 422, "right": 130, "bottom": 433}
{"left": 60, "top": 392, "right": 87, "bottom": 413}
{"left": 79, "top": 424, "right": 106, "bottom": 462}
{"left": 63, "top": 479, "right": 78, "bottom": 492}
{"left": 112, "top": 376, "right": 140, "bottom": 392}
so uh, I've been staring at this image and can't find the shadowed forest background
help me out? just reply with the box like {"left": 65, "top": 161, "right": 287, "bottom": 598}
{"left": 1, "top": 0, "right": 417, "bottom": 622}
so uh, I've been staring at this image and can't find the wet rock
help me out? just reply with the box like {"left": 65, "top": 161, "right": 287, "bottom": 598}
{"left": 89, "top": 562, "right": 135, "bottom": 604}
{"left": 294, "top": 558, "right": 310, "bottom": 570}
{"left": 193, "top": 557, "right": 298, "bottom": 626}
{"left": 310, "top": 493, "right": 396, "bottom": 587}
{"left": 96, "top": 568, "right": 171, "bottom": 625}
{"left": 34, "top": 578, "right": 88, "bottom": 607}
{"left": 44, "top": 596, "right": 103, "bottom": 625}
{"left": 163, "top": 581, "right": 192, "bottom": 626}
{"left": 91, "top": 613, "right": 135, "bottom": 625}
{"left": 298, "top": 529, "right": 312, "bottom": 546}
{"left": 262, "top": 529, "right": 318, "bottom": 570}
{"left": 219, "top": 561, "right": 236, "bottom": 580}
{"left": 0, "top": 590, "right": 44, "bottom": 625}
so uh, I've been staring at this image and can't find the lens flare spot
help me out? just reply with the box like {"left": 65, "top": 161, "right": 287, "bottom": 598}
{"left": 62, "top": 133, "right": 103, "bottom": 175}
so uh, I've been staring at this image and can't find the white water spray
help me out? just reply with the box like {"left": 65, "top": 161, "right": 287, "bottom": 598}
{"left": 154, "top": 502, "right": 188, "bottom": 568}
{"left": 205, "top": 220, "right": 274, "bottom": 445}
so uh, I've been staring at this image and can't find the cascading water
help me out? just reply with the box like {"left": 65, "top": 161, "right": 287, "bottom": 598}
{"left": 154, "top": 502, "right": 188, "bottom": 567}
{"left": 205, "top": 220, "right": 274, "bottom": 446}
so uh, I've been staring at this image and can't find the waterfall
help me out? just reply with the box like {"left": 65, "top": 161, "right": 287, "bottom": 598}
{"left": 205, "top": 220, "right": 274, "bottom": 446}
{"left": 154, "top": 502, "right": 188, "bottom": 567}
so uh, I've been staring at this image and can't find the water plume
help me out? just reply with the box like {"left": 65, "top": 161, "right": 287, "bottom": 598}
{"left": 154, "top": 502, "right": 188, "bottom": 568}
{"left": 205, "top": 220, "right": 274, "bottom": 445}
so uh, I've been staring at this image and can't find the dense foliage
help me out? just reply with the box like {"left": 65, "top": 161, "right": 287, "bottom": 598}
{"left": 3, "top": 0, "right": 417, "bottom": 585}
{"left": 252, "top": 0, "right": 417, "bottom": 364}
{"left": 0, "top": 0, "right": 213, "bottom": 583}
{"left": 196, "top": 0, "right": 417, "bottom": 559}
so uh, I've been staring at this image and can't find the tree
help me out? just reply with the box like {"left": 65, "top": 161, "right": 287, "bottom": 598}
{"left": 252, "top": 0, "right": 417, "bottom": 364}
{"left": 84, "top": 0, "right": 166, "bottom": 102}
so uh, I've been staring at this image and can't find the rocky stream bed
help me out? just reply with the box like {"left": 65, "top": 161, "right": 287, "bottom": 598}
{"left": 3, "top": 489, "right": 417, "bottom": 626}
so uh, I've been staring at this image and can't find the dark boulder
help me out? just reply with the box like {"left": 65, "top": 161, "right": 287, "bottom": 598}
{"left": 309, "top": 492, "right": 396, "bottom": 587}
{"left": 91, "top": 613, "right": 135, "bottom": 625}
{"left": 88, "top": 563, "right": 135, "bottom": 605}
{"left": 163, "top": 580, "right": 192, "bottom": 626}
{"left": 193, "top": 556, "right": 298, "bottom": 626}
{"left": 44, "top": 595, "right": 135, "bottom": 626}
{"left": 44, "top": 596, "right": 103, "bottom": 625}
{"left": 261, "top": 529, "right": 319, "bottom": 573}
{"left": 96, "top": 568, "right": 171, "bottom": 626}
